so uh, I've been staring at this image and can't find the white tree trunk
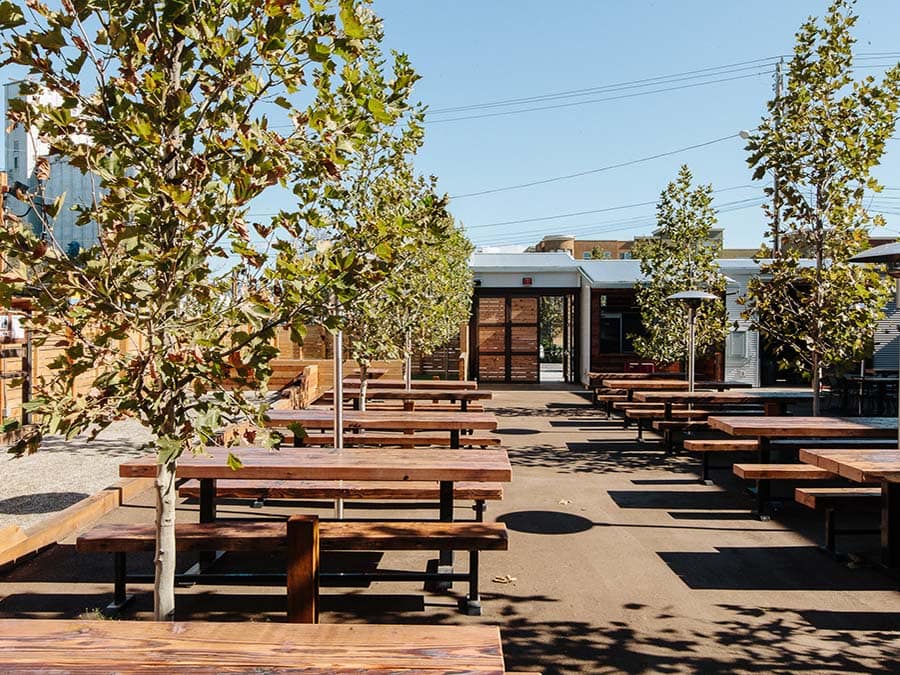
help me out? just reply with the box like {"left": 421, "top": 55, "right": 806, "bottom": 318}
{"left": 812, "top": 353, "right": 821, "bottom": 417}
{"left": 358, "top": 362, "right": 368, "bottom": 411}
{"left": 404, "top": 333, "right": 412, "bottom": 391}
{"left": 154, "top": 459, "right": 177, "bottom": 621}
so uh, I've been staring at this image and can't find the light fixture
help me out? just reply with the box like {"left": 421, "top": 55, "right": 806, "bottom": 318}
{"left": 667, "top": 290, "right": 719, "bottom": 392}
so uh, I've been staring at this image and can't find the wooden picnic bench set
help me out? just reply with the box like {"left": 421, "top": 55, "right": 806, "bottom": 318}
{"left": 588, "top": 373, "right": 900, "bottom": 567}
{"left": 74, "top": 380, "right": 514, "bottom": 626}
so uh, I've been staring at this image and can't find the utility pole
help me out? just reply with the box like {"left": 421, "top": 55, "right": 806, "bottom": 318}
{"left": 772, "top": 57, "right": 784, "bottom": 256}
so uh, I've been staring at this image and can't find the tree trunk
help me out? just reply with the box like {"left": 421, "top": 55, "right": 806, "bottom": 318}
{"left": 154, "top": 458, "right": 178, "bottom": 621}
{"left": 358, "top": 362, "right": 368, "bottom": 411}
{"left": 404, "top": 332, "right": 412, "bottom": 391}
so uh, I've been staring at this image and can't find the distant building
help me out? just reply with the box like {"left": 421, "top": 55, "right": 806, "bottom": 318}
{"left": 4, "top": 81, "right": 98, "bottom": 254}
{"left": 529, "top": 230, "right": 761, "bottom": 260}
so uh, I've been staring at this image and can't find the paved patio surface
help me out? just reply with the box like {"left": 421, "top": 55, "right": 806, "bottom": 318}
{"left": 1, "top": 388, "right": 898, "bottom": 673}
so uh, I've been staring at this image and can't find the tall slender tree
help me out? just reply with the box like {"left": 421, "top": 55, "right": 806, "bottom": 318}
{"left": 739, "top": 0, "right": 900, "bottom": 413}
{"left": 0, "top": 0, "right": 425, "bottom": 619}
{"left": 631, "top": 165, "right": 729, "bottom": 367}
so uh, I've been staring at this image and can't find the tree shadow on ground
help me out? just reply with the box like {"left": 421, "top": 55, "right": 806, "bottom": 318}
{"left": 27, "top": 435, "right": 150, "bottom": 458}
{"left": 495, "top": 604, "right": 900, "bottom": 674}
{"left": 0, "top": 492, "right": 88, "bottom": 515}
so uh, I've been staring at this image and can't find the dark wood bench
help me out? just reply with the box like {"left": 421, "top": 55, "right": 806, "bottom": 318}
{"left": 77, "top": 518, "right": 508, "bottom": 617}
{"left": 734, "top": 463, "right": 836, "bottom": 520}
{"left": 684, "top": 438, "right": 760, "bottom": 482}
{"left": 794, "top": 486, "right": 881, "bottom": 553}
{"left": 178, "top": 479, "right": 504, "bottom": 520}
{"left": 595, "top": 393, "right": 627, "bottom": 417}
{"left": 292, "top": 431, "right": 501, "bottom": 448}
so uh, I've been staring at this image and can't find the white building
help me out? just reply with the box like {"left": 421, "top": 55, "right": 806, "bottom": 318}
{"left": 4, "top": 81, "right": 98, "bottom": 254}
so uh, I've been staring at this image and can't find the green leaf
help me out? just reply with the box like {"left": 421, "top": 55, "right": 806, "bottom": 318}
{"left": 226, "top": 452, "right": 243, "bottom": 471}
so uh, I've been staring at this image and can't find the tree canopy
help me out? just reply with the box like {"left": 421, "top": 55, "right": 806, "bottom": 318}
{"left": 0, "top": 0, "right": 435, "bottom": 619}
{"left": 630, "top": 165, "right": 729, "bottom": 365}
{"left": 739, "top": 0, "right": 900, "bottom": 413}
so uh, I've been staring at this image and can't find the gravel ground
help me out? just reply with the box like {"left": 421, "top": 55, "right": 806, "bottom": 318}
{"left": 0, "top": 420, "right": 153, "bottom": 531}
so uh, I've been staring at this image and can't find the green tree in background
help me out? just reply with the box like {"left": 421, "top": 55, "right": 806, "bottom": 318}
{"left": 631, "top": 165, "right": 729, "bottom": 366}
{"left": 0, "top": 0, "right": 426, "bottom": 619}
{"left": 739, "top": 0, "right": 900, "bottom": 414}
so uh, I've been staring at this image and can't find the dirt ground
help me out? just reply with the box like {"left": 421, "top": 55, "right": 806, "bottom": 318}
{"left": 1, "top": 387, "right": 898, "bottom": 674}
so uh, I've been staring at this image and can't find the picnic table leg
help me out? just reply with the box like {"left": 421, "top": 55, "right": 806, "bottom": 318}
{"left": 463, "top": 550, "right": 482, "bottom": 616}
{"left": 436, "top": 480, "right": 454, "bottom": 590}
{"left": 450, "top": 429, "right": 460, "bottom": 449}
{"left": 460, "top": 399, "right": 468, "bottom": 412}
{"left": 882, "top": 481, "right": 900, "bottom": 568}
{"left": 755, "top": 438, "right": 772, "bottom": 521}
{"left": 287, "top": 515, "right": 319, "bottom": 623}
{"left": 198, "top": 479, "right": 218, "bottom": 571}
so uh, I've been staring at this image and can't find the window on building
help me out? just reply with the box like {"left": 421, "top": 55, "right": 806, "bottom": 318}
{"left": 582, "top": 252, "right": 591, "bottom": 259}
{"left": 726, "top": 331, "right": 748, "bottom": 359}
{"left": 599, "top": 311, "right": 642, "bottom": 353}
{"left": 602, "top": 251, "right": 611, "bottom": 259}
{"left": 619, "top": 252, "right": 632, "bottom": 259}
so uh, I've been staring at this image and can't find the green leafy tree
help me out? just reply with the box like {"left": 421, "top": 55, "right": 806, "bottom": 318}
{"left": 739, "top": 0, "right": 900, "bottom": 414}
{"left": 0, "top": 0, "right": 423, "bottom": 619}
{"left": 384, "top": 217, "right": 473, "bottom": 387}
{"left": 631, "top": 165, "right": 729, "bottom": 365}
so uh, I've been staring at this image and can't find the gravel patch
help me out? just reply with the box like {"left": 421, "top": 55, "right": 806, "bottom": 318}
{"left": 0, "top": 419, "right": 154, "bottom": 531}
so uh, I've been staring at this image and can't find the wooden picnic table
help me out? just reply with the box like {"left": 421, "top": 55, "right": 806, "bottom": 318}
{"left": 327, "top": 387, "right": 492, "bottom": 411}
{"left": 343, "top": 378, "right": 478, "bottom": 390}
{"left": 0, "top": 618, "right": 506, "bottom": 673}
{"left": 707, "top": 415, "right": 897, "bottom": 441}
{"left": 799, "top": 447, "right": 900, "bottom": 567}
{"left": 120, "top": 445, "right": 512, "bottom": 523}
{"left": 602, "top": 378, "right": 752, "bottom": 401}
{"left": 265, "top": 409, "right": 499, "bottom": 448}
{"left": 633, "top": 389, "right": 812, "bottom": 417}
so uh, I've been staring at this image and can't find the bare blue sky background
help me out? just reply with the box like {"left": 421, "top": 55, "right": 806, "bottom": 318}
{"left": 371, "top": 0, "right": 900, "bottom": 251}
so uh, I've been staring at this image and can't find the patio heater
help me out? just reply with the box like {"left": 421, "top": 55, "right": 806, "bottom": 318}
{"left": 666, "top": 290, "right": 719, "bottom": 392}
{"left": 849, "top": 242, "right": 900, "bottom": 445}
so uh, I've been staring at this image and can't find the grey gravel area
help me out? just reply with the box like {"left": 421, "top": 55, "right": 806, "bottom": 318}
{"left": 0, "top": 420, "right": 154, "bottom": 532}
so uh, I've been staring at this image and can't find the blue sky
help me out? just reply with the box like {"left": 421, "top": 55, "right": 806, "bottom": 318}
{"left": 372, "top": 0, "right": 900, "bottom": 251}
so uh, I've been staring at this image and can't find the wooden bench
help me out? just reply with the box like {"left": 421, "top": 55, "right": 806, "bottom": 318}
{"left": 0, "top": 619, "right": 506, "bottom": 672}
{"left": 178, "top": 479, "right": 504, "bottom": 520}
{"left": 794, "top": 487, "right": 881, "bottom": 553}
{"left": 684, "top": 438, "right": 760, "bottom": 482}
{"left": 77, "top": 518, "right": 508, "bottom": 617}
{"left": 733, "top": 463, "right": 836, "bottom": 520}
{"left": 292, "top": 432, "right": 501, "bottom": 448}
{"left": 594, "top": 393, "right": 627, "bottom": 417}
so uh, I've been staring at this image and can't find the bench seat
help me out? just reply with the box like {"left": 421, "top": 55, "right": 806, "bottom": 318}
{"left": 795, "top": 487, "right": 881, "bottom": 553}
{"left": 733, "top": 463, "right": 835, "bottom": 480}
{"left": 684, "top": 438, "right": 759, "bottom": 452}
{"left": 294, "top": 432, "right": 501, "bottom": 448}
{"left": 77, "top": 520, "right": 508, "bottom": 616}
{"left": 794, "top": 486, "right": 881, "bottom": 510}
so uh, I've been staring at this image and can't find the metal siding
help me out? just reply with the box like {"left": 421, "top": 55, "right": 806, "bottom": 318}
{"left": 874, "top": 299, "right": 900, "bottom": 370}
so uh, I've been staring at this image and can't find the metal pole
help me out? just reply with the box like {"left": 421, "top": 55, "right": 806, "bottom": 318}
{"left": 772, "top": 57, "right": 783, "bottom": 256}
{"left": 688, "top": 306, "right": 697, "bottom": 393}
{"left": 333, "top": 328, "right": 344, "bottom": 519}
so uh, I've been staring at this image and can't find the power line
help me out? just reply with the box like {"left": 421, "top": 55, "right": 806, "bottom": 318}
{"left": 450, "top": 133, "right": 742, "bottom": 199}
{"left": 427, "top": 71, "right": 773, "bottom": 124}
{"left": 466, "top": 185, "right": 762, "bottom": 229}
{"left": 428, "top": 58, "right": 780, "bottom": 115}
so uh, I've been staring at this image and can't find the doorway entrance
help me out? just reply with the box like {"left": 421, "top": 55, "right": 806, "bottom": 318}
{"left": 473, "top": 291, "right": 577, "bottom": 384}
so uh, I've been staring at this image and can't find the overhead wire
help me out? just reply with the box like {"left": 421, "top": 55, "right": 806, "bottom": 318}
{"left": 450, "top": 133, "right": 743, "bottom": 199}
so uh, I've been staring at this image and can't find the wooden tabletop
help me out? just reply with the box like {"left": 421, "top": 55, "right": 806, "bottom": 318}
{"left": 265, "top": 409, "right": 499, "bottom": 431}
{"left": 119, "top": 446, "right": 513, "bottom": 482}
{"left": 707, "top": 415, "right": 898, "bottom": 438}
{"left": 0, "top": 619, "right": 505, "bottom": 673}
{"left": 633, "top": 390, "right": 813, "bottom": 404}
{"left": 343, "top": 378, "right": 478, "bottom": 390}
{"left": 329, "top": 388, "right": 492, "bottom": 401}
{"left": 799, "top": 447, "right": 900, "bottom": 483}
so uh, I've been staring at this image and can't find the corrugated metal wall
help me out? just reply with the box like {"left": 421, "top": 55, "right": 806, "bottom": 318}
{"left": 874, "top": 299, "right": 900, "bottom": 370}
{"left": 723, "top": 282, "right": 760, "bottom": 386}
